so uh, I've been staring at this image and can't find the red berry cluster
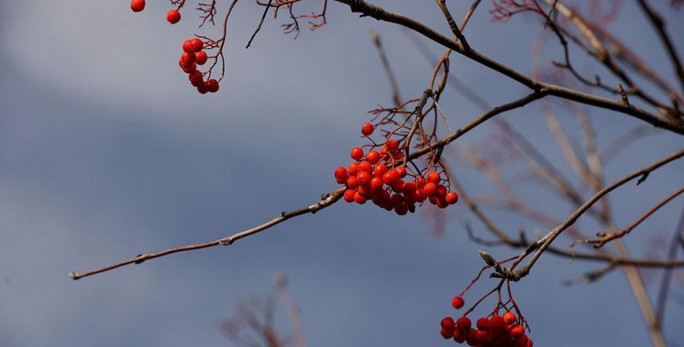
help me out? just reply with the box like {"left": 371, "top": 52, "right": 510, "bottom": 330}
{"left": 440, "top": 296, "right": 533, "bottom": 347}
{"left": 178, "top": 39, "right": 219, "bottom": 94}
{"left": 334, "top": 123, "right": 458, "bottom": 215}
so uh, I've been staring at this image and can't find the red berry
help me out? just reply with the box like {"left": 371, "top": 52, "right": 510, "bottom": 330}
{"left": 166, "top": 9, "right": 181, "bottom": 24}
{"left": 422, "top": 182, "right": 437, "bottom": 197}
{"left": 440, "top": 317, "right": 455, "bottom": 330}
{"left": 348, "top": 162, "right": 359, "bottom": 175}
{"left": 343, "top": 189, "right": 356, "bottom": 203}
{"left": 346, "top": 176, "right": 360, "bottom": 189}
{"left": 189, "top": 71, "right": 204, "bottom": 87}
{"left": 394, "top": 203, "right": 409, "bottom": 215}
{"left": 453, "top": 328, "right": 468, "bottom": 343}
{"left": 476, "top": 317, "right": 489, "bottom": 331}
{"left": 381, "top": 171, "right": 395, "bottom": 185}
{"left": 182, "top": 63, "right": 197, "bottom": 74}
{"left": 350, "top": 147, "right": 364, "bottom": 161}
{"left": 366, "top": 150, "right": 381, "bottom": 164}
{"left": 372, "top": 163, "right": 388, "bottom": 177}
{"left": 334, "top": 166, "right": 348, "bottom": 184}
{"left": 358, "top": 161, "right": 372, "bottom": 173}
{"left": 386, "top": 139, "right": 399, "bottom": 152}
{"left": 182, "top": 40, "right": 195, "bottom": 53}
{"left": 445, "top": 191, "right": 459, "bottom": 205}
{"left": 510, "top": 324, "right": 524, "bottom": 337}
{"left": 357, "top": 171, "right": 372, "bottom": 185}
{"left": 361, "top": 122, "right": 374, "bottom": 136}
{"left": 190, "top": 38, "right": 204, "bottom": 52}
{"left": 197, "top": 84, "right": 209, "bottom": 94}
{"left": 181, "top": 52, "right": 196, "bottom": 65}
{"left": 353, "top": 191, "right": 367, "bottom": 204}
{"left": 503, "top": 311, "right": 517, "bottom": 325}
{"left": 130, "top": 0, "right": 145, "bottom": 12}
{"left": 427, "top": 171, "right": 441, "bottom": 184}
{"left": 195, "top": 50, "right": 208, "bottom": 65}
{"left": 206, "top": 79, "right": 220, "bottom": 93}
{"left": 489, "top": 315, "right": 505, "bottom": 330}
{"left": 370, "top": 177, "right": 384, "bottom": 190}
{"left": 436, "top": 184, "right": 447, "bottom": 198}
{"left": 456, "top": 316, "right": 471, "bottom": 331}
{"left": 440, "top": 328, "right": 453, "bottom": 339}
{"left": 452, "top": 295, "right": 465, "bottom": 309}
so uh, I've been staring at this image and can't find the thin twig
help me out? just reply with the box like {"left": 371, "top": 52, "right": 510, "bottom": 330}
{"left": 583, "top": 186, "right": 684, "bottom": 248}
{"left": 69, "top": 188, "right": 345, "bottom": 280}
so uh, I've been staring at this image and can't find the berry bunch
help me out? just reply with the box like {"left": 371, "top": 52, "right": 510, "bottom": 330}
{"left": 334, "top": 123, "right": 459, "bottom": 215}
{"left": 130, "top": 1, "right": 221, "bottom": 94}
{"left": 178, "top": 38, "right": 219, "bottom": 94}
{"left": 440, "top": 296, "right": 533, "bottom": 347}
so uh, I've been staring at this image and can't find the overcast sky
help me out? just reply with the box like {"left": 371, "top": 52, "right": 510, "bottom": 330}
{"left": 1, "top": 1, "right": 683, "bottom": 346}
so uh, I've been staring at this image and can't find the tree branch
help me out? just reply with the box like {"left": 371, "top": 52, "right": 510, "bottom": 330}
{"left": 68, "top": 188, "right": 345, "bottom": 280}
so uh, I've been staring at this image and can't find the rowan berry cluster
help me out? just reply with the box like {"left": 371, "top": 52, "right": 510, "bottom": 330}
{"left": 334, "top": 123, "right": 458, "bottom": 215}
{"left": 130, "top": 0, "right": 221, "bottom": 94}
{"left": 441, "top": 296, "right": 533, "bottom": 347}
{"left": 178, "top": 38, "right": 220, "bottom": 94}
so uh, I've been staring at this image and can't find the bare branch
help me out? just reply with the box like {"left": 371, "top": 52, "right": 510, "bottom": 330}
{"left": 68, "top": 188, "right": 345, "bottom": 280}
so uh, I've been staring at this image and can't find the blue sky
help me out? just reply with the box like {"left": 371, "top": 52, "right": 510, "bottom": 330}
{"left": 1, "top": 1, "right": 683, "bottom": 346}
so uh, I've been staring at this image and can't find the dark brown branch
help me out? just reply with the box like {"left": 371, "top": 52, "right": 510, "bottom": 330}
{"left": 333, "top": 0, "right": 684, "bottom": 135}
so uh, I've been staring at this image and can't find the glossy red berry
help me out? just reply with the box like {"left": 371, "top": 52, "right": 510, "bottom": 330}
{"left": 510, "top": 324, "right": 525, "bottom": 337}
{"left": 361, "top": 122, "right": 374, "bottom": 136}
{"left": 440, "top": 328, "right": 453, "bottom": 339}
{"left": 190, "top": 38, "right": 204, "bottom": 52}
{"left": 166, "top": 9, "right": 181, "bottom": 24}
{"left": 386, "top": 139, "right": 399, "bottom": 152}
{"left": 206, "top": 79, "right": 220, "bottom": 93}
{"left": 195, "top": 50, "right": 208, "bottom": 65}
{"left": 476, "top": 317, "right": 490, "bottom": 331}
{"left": 130, "top": 0, "right": 145, "bottom": 12}
{"left": 189, "top": 72, "right": 204, "bottom": 87}
{"left": 455, "top": 316, "right": 471, "bottom": 331}
{"left": 422, "top": 182, "right": 437, "bottom": 197}
{"left": 366, "top": 150, "right": 381, "bottom": 164}
{"left": 334, "top": 166, "right": 348, "bottom": 184}
{"left": 197, "top": 83, "right": 208, "bottom": 94}
{"left": 427, "top": 171, "right": 441, "bottom": 184}
{"left": 503, "top": 311, "right": 517, "bottom": 325}
{"left": 445, "top": 191, "right": 459, "bottom": 205}
{"left": 452, "top": 295, "right": 465, "bottom": 309}
{"left": 182, "top": 40, "right": 194, "bottom": 53}
{"left": 350, "top": 147, "right": 364, "bottom": 161}
{"left": 181, "top": 52, "right": 196, "bottom": 65}
{"left": 343, "top": 189, "right": 356, "bottom": 203}
{"left": 440, "top": 316, "right": 455, "bottom": 330}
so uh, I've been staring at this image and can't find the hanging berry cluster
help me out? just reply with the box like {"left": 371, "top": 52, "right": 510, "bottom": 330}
{"left": 440, "top": 301, "right": 533, "bottom": 347}
{"left": 130, "top": 0, "right": 223, "bottom": 94}
{"left": 334, "top": 93, "right": 459, "bottom": 215}
{"left": 440, "top": 255, "right": 533, "bottom": 347}
{"left": 178, "top": 38, "right": 220, "bottom": 94}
